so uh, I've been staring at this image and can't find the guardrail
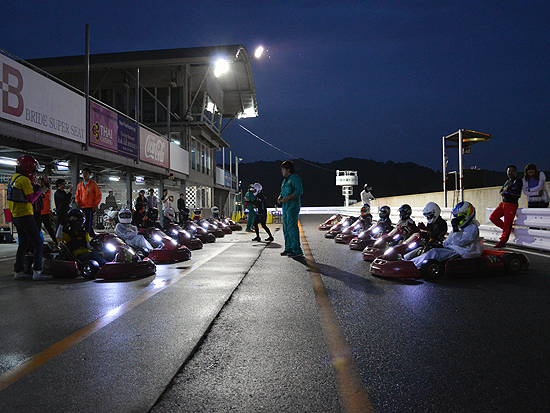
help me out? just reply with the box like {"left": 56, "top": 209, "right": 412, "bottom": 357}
{"left": 285, "top": 205, "right": 550, "bottom": 253}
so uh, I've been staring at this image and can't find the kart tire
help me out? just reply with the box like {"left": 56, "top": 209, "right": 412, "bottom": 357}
{"left": 421, "top": 259, "right": 443, "bottom": 280}
{"left": 503, "top": 253, "right": 522, "bottom": 275}
{"left": 82, "top": 260, "right": 100, "bottom": 280}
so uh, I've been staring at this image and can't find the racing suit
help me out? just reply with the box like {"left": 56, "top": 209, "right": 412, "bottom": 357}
{"left": 411, "top": 220, "right": 483, "bottom": 269}
{"left": 115, "top": 222, "right": 153, "bottom": 253}
{"left": 249, "top": 192, "right": 273, "bottom": 240}
{"left": 489, "top": 177, "right": 522, "bottom": 243}
{"left": 280, "top": 173, "right": 303, "bottom": 255}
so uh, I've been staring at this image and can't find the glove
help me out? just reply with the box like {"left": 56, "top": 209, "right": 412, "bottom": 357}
{"left": 451, "top": 217, "right": 460, "bottom": 232}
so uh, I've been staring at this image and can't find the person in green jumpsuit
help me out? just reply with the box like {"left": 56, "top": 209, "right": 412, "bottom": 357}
{"left": 244, "top": 184, "right": 257, "bottom": 232}
{"left": 277, "top": 160, "right": 304, "bottom": 258}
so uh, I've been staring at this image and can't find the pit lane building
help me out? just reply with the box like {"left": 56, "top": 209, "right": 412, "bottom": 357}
{"left": 0, "top": 45, "right": 258, "bottom": 227}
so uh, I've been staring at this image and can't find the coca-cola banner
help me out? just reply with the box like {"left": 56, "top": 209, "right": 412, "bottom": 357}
{"left": 90, "top": 101, "right": 138, "bottom": 159}
{"left": 140, "top": 126, "right": 169, "bottom": 168}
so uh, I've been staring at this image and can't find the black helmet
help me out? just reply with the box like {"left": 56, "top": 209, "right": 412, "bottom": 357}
{"left": 147, "top": 208, "right": 159, "bottom": 221}
{"left": 68, "top": 208, "right": 86, "bottom": 230}
{"left": 378, "top": 206, "right": 391, "bottom": 219}
{"left": 398, "top": 204, "right": 412, "bottom": 220}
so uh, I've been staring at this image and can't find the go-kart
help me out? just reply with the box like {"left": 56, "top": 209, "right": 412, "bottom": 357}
{"left": 370, "top": 249, "right": 530, "bottom": 280}
{"left": 362, "top": 226, "right": 414, "bottom": 261}
{"left": 42, "top": 234, "right": 156, "bottom": 280}
{"left": 319, "top": 214, "right": 342, "bottom": 230}
{"left": 207, "top": 218, "right": 232, "bottom": 234}
{"left": 164, "top": 222, "right": 203, "bottom": 250}
{"left": 349, "top": 220, "right": 393, "bottom": 250}
{"left": 334, "top": 218, "right": 372, "bottom": 244}
{"left": 182, "top": 221, "right": 216, "bottom": 243}
{"left": 325, "top": 216, "right": 357, "bottom": 239}
{"left": 194, "top": 218, "right": 225, "bottom": 238}
{"left": 139, "top": 227, "right": 192, "bottom": 262}
{"left": 223, "top": 217, "right": 242, "bottom": 231}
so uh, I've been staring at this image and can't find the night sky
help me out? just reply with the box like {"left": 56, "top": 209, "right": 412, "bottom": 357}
{"left": 2, "top": 1, "right": 549, "bottom": 173}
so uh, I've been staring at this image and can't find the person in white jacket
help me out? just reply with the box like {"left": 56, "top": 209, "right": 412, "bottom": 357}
{"left": 522, "top": 163, "right": 549, "bottom": 208}
{"left": 411, "top": 201, "right": 483, "bottom": 269}
{"left": 115, "top": 209, "right": 153, "bottom": 255}
{"left": 360, "top": 184, "right": 375, "bottom": 205}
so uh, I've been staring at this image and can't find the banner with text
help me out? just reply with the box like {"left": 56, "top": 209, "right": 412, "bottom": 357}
{"left": 0, "top": 53, "right": 86, "bottom": 143}
{"left": 89, "top": 101, "right": 138, "bottom": 159}
{"left": 139, "top": 127, "right": 169, "bottom": 168}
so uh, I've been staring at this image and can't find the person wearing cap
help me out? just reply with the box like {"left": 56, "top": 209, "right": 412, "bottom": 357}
{"left": 75, "top": 167, "right": 102, "bottom": 237}
{"left": 277, "top": 160, "right": 304, "bottom": 258}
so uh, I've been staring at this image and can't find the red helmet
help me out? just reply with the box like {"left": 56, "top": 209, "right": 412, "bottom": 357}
{"left": 17, "top": 155, "right": 40, "bottom": 182}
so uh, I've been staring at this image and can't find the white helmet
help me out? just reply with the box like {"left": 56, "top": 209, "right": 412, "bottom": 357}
{"left": 251, "top": 182, "right": 262, "bottom": 195}
{"left": 211, "top": 206, "right": 219, "bottom": 214}
{"left": 118, "top": 208, "right": 132, "bottom": 224}
{"left": 423, "top": 202, "right": 441, "bottom": 224}
{"left": 164, "top": 207, "right": 175, "bottom": 221}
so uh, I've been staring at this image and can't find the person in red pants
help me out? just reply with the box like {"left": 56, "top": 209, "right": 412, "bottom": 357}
{"left": 489, "top": 165, "right": 522, "bottom": 248}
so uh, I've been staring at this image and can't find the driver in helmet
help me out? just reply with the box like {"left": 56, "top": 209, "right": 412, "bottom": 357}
{"left": 411, "top": 201, "right": 482, "bottom": 268}
{"left": 141, "top": 208, "right": 162, "bottom": 229}
{"left": 249, "top": 182, "right": 274, "bottom": 242}
{"left": 115, "top": 209, "right": 152, "bottom": 255}
{"left": 58, "top": 208, "right": 107, "bottom": 266}
{"left": 211, "top": 206, "right": 220, "bottom": 220}
{"left": 376, "top": 205, "right": 393, "bottom": 234}
{"left": 163, "top": 207, "right": 176, "bottom": 228}
{"left": 359, "top": 204, "right": 373, "bottom": 228}
{"left": 403, "top": 202, "right": 447, "bottom": 260}
{"left": 192, "top": 208, "right": 202, "bottom": 222}
{"left": 395, "top": 204, "right": 418, "bottom": 239}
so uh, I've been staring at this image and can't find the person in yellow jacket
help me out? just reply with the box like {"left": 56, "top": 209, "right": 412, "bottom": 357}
{"left": 8, "top": 155, "right": 52, "bottom": 280}
{"left": 75, "top": 167, "right": 102, "bottom": 237}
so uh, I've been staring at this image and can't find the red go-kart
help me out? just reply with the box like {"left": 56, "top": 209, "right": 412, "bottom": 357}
{"left": 334, "top": 218, "right": 372, "bottom": 244}
{"left": 349, "top": 220, "right": 393, "bottom": 250}
{"left": 319, "top": 214, "right": 342, "bottom": 231}
{"left": 42, "top": 234, "right": 156, "bottom": 280}
{"left": 362, "top": 226, "right": 413, "bottom": 261}
{"left": 139, "top": 227, "right": 192, "bottom": 262}
{"left": 325, "top": 216, "right": 357, "bottom": 239}
{"left": 182, "top": 221, "right": 216, "bottom": 243}
{"left": 164, "top": 223, "right": 203, "bottom": 250}
{"left": 223, "top": 217, "right": 242, "bottom": 231}
{"left": 370, "top": 249, "right": 530, "bottom": 280}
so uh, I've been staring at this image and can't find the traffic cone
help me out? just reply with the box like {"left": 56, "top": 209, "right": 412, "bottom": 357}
{"left": 267, "top": 212, "right": 273, "bottom": 224}
{"left": 232, "top": 211, "right": 236, "bottom": 221}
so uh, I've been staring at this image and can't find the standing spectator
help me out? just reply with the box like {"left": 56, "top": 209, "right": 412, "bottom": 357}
{"left": 105, "top": 190, "right": 118, "bottom": 210}
{"left": 244, "top": 184, "right": 256, "bottom": 232}
{"left": 54, "top": 178, "right": 72, "bottom": 228}
{"left": 177, "top": 193, "right": 186, "bottom": 225}
{"left": 161, "top": 189, "right": 171, "bottom": 227}
{"left": 146, "top": 188, "right": 158, "bottom": 211}
{"left": 40, "top": 176, "right": 57, "bottom": 242}
{"left": 277, "top": 160, "right": 304, "bottom": 258}
{"left": 75, "top": 167, "right": 102, "bottom": 237}
{"left": 360, "top": 183, "right": 375, "bottom": 206}
{"left": 132, "top": 202, "right": 147, "bottom": 227}
{"left": 489, "top": 165, "right": 522, "bottom": 248}
{"left": 249, "top": 183, "right": 274, "bottom": 242}
{"left": 522, "top": 163, "right": 549, "bottom": 208}
{"left": 135, "top": 190, "right": 147, "bottom": 210}
{"left": 8, "top": 155, "right": 52, "bottom": 280}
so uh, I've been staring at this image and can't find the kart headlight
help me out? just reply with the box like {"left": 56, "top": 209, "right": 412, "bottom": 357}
{"left": 393, "top": 234, "right": 401, "bottom": 240}
{"left": 407, "top": 242, "right": 417, "bottom": 251}
{"left": 172, "top": 229, "right": 178, "bottom": 236}
{"left": 202, "top": 222, "right": 209, "bottom": 229}
{"left": 372, "top": 227, "right": 381, "bottom": 235}
{"left": 190, "top": 225, "right": 196, "bottom": 231}
{"left": 171, "top": 239, "right": 178, "bottom": 246}
{"left": 184, "top": 232, "right": 191, "bottom": 238}
{"left": 153, "top": 234, "right": 162, "bottom": 242}
{"left": 106, "top": 243, "right": 116, "bottom": 252}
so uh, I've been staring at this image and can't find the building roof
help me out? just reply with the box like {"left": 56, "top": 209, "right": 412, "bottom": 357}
{"left": 29, "top": 44, "right": 258, "bottom": 119}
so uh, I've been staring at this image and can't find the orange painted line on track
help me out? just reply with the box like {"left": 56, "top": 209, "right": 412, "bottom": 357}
{"left": 299, "top": 221, "right": 375, "bottom": 413}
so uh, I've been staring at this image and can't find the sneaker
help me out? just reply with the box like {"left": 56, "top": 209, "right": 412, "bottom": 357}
{"left": 288, "top": 252, "right": 304, "bottom": 258}
{"left": 265, "top": 236, "right": 274, "bottom": 242}
{"left": 494, "top": 241, "right": 506, "bottom": 248}
{"left": 14, "top": 271, "right": 33, "bottom": 280}
{"left": 280, "top": 251, "right": 291, "bottom": 256}
{"left": 33, "top": 270, "right": 53, "bottom": 281}
{"left": 251, "top": 236, "right": 261, "bottom": 242}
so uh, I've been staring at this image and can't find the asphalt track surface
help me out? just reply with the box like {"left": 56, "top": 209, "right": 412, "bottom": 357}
{"left": 0, "top": 215, "right": 549, "bottom": 412}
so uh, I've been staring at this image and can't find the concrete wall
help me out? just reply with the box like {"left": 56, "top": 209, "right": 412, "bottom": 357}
{"left": 369, "top": 183, "right": 550, "bottom": 224}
